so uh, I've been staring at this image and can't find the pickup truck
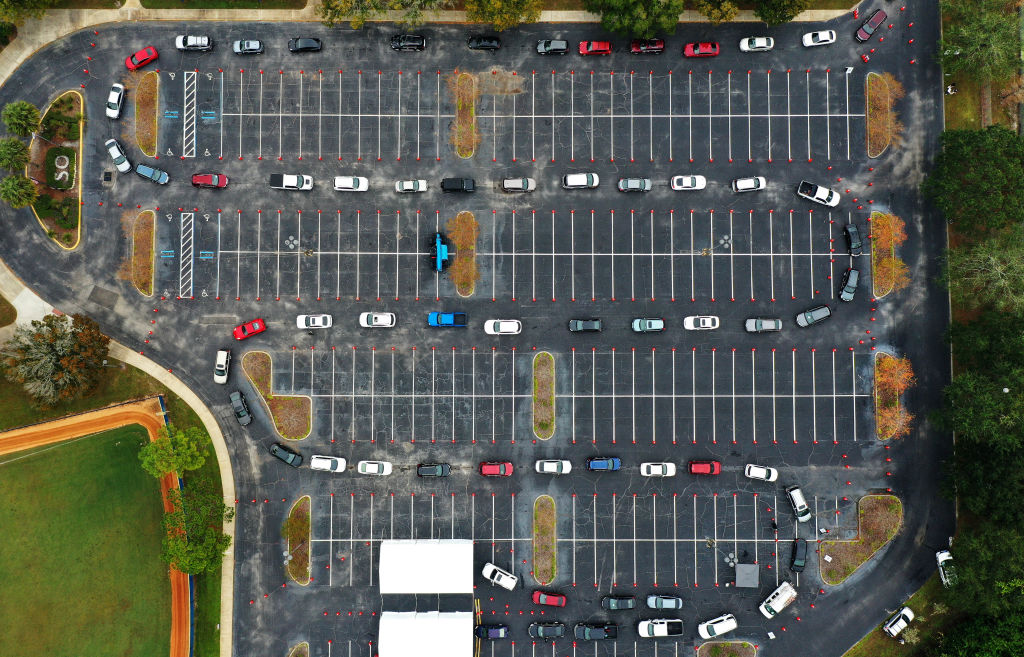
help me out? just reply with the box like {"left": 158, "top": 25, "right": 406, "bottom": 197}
{"left": 428, "top": 312, "right": 467, "bottom": 327}
{"left": 796, "top": 180, "right": 841, "bottom": 207}
{"left": 269, "top": 173, "right": 313, "bottom": 190}
{"left": 574, "top": 623, "right": 618, "bottom": 641}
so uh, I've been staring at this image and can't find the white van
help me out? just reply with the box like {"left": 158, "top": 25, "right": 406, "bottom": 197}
{"left": 759, "top": 581, "right": 797, "bottom": 618}
{"left": 786, "top": 485, "right": 812, "bottom": 523}
{"left": 562, "top": 173, "right": 600, "bottom": 189}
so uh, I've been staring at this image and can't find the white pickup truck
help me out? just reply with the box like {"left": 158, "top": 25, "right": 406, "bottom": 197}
{"left": 797, "top": 180, "right": 841, "bottom": 207}
{"left": 268, "top": 174, "right": 313, "bottom": 190}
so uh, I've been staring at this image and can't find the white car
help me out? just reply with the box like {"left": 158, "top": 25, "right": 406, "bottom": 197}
{"left": 640, "top": 462, "right": 676, "bottom": 477}
{"left": 936, "top": 550, "right": 957, "bottom": 587}
{"left": 104, "top": 138, "right": 131, "bottom": 173}
{"left": 536, "top": 459, "right": 572, "bottom": 474}
{"left": 883, "top": 607, "right": 915, "bottom": 637}
{"left": 670, "top": 175, "right": 706, "bottom": 190}
{"left": 213, "top": 349, "right": 231, "bottom": 385}
{"left": 310, "top": 455, "right": 347, "bottom": 472}
{"left": 739, "top": 37, "right": 774, "bottom": 52}
{"left": 637, "top": 619, "right": 684, "bottom": 638}
{"left": 105, "top": 83, "right": 125, "bottom": 119}
{"left": 697, "top": 613, "right": 738, "bottom": 639}
{"left": 802, "top": 30, "right": 837, "bottom": 47}
{"left": 357, "top": 460, "right": 393, "bottom": 476}
{"left": 484, "top": 319, "right": 522, "bottom": 335}
{"left": 732, "top": 176, "right": 766, "bottom": 192}
{"left": 744, "top": 464, "right": 779, "bottom": 482}
{"left": 481, "top": 562, "right": 518, "bottom": 590}
{"left": 683, "top": 315, "right": 720, "bottom": 330}
{"left": 395, "top": 179, "right": 427, "bottom": 193}
{"left": 333, "top": 176, "right": 369, "bottom": 191}
{"left": 297, "top": 314, "right": 333, "bottom": 329}
{"left": 359, "top": 312, "right": 396, "bottom": 328}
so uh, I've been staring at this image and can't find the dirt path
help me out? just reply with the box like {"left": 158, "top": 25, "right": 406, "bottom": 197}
{"left": 0, "top": 397, "right": 190, "bottom": 657}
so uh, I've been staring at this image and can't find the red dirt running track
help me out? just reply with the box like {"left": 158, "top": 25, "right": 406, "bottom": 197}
{"left": 0, "top": 398, "right": 190, "bottom": 657}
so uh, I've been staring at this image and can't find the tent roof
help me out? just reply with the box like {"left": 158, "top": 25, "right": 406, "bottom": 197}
{"left": 378, "top": 612, "right": 473, "bottom": 657}
{"left": 378, "top": 539, "right": 474, "bottom": 594}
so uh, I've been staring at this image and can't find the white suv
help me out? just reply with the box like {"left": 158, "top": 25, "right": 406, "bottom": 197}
{"left": 482, "top": 562, "right": 518, "bottom": 590}
{"left": 562, "top": 173, "right": 599, "bottom": 189}
{"left": 213, "top": 349, "right": 231, "bottom": 384}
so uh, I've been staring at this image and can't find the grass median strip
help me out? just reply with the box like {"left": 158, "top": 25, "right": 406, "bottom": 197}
{"left": 533, "top": 495, "right": 556, "bottom": 585}
{"left": 283, "top": 496, "right": 311, "bottom": 585}
{"left": 697, "top": 642, "right": 756, "bottom": 657}
{"left": 120, "top": 209, "right": 155, "bottom": 296}
{"left": 820, "top": 494, "right": 903, "bottom": 586}
{"left": 445, "top": 211, "right": 479, "bottom": 296}
{"left": 241, "top": 351, "right": 311, "bottom": 439}
{"left": 135, "top": 71, "right": 159, "bottom": 157}
{"left": 533, "top": 351, "right": 555, "bottom": 440}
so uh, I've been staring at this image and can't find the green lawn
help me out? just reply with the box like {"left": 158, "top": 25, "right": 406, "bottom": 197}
{"left": 0, "top": 425, "right": 170, "bottom": 657}
{"left": 187, "top": 435, "right": 224, "bottom": 657}
{"left": 140, "top": 0, "right": 305, "bottom": 7}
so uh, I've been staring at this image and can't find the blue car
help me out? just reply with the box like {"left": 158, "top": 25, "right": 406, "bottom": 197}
{"left": 431, "top": 232, "right": 450, "bottom": 272}
{"left": 586, "top": 456, "right": 621, "bottom": 471}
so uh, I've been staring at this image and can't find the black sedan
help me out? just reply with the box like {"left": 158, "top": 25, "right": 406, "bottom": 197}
{"left": 288, "top": 37, "right": 322, "bottom": 52}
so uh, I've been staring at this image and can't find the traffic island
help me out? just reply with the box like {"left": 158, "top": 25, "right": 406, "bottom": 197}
{"left": 135, "top": 71, "right": 159, "bottom": 157}
{"left": 120, "top": 209, "right": 155, "bottom": 296}
{"left": 283, "top": 495, "right": 311, "bottom": 585}
{"left": 819, "top": 494, "right": 903, "bottom": 586}
{"left": 869, "top": 211, "right": 910, "bottom": 298}
{"left": 866, "top": 72, "right": 906, "bottom": 158}
{"left": 532, "top": 352, "right": 555, "bottom": 440}
{"left": 445, "top": 211, "right": 479, "bottom": 297}
{"left": 286, "top": 641, "right": 309, "bottom": 657}
{"left": 533, "top": 495, "right": 556, "bottom": 585}
{"left": 241, "top": 351, "right": 311, "bottom": 440}
{"left": 874, "top": 352, "right": 916, "bottom": 440}
{"left": 447, "top": 72, "right": 479, "bottom": 158}
{"left": 696, "top": 642, "right": 756, "bottom": 657}
{"left": 28, "top": 90, "right": 83, "bottom": 249}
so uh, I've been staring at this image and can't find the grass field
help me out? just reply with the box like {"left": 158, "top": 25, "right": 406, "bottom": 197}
{"left": 0, "top": 425, "right": 170, "bottom": 657}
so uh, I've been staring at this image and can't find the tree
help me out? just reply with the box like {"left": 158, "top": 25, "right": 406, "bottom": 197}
{"left": 0, "top": 174, "right": 36, "bottom": 208}
{"left": 938, "top": 611, "right": 1024, "bottom": 657}
{"left": 874, "top": 256, "right": 910, "bottom": 294}
{"left": 1, "top": 313, "right": 110, "bottom": 406}
{"left": 465, "top": 0, "right": 542, "bottom": 31}
{"left": 162, "top": 476, "right": 234, "bottom": 574}
{"left": 940, "top": 0, "right": 1020, "bottom": 84}
{"left": 138, "top": 424, "right": 211, "bottom": 477}
{"left": 581, "top": 0, "right": 687, "bottom": 38}
{"left": 317, "top": 0, "right": 452, "bottom": 29}
{"left": 946, "top": 232, "right": 1024, "bottom": 313}
{"left": 948, "top": 310, "right": 1024, "bottom": 374}
{"left": 943, "top": 525, "right": 1024, "bottom": 616}
{"left": 0, "top": 0, "right": 58, "bottom": 23}
{"left": 0, "top": 136, "right": 28, "bottom": 170}
{"left": 937, "top": 371, "right": 1024, "bottom": 453}
{"left": 1, "top": 100, "right": 40, "bottom": 137}
{"left": 754, "top": 0, "right": 809, "bottom": 26}
{"left": 922, "top": 126, "right": 1024, "bottom": 234}
{"left": 694, "top": 0, "right": 738, "bottom": 25}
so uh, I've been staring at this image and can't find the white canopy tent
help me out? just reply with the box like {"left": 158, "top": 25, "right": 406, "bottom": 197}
{"left": 378, "top": 612, "right": 474, "bottom": 657}
{"left": 378, "top": 539, "right": 474, "bottom": 594}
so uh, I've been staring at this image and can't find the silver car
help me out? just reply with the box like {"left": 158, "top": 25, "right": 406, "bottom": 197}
{"left": 501, "top": 177, "right": 536, "bottom": 192}
{"left": 744, "top": 317, "right": 783, "bottom": 333}
{"left": 232, "top": 40, "right": 264, "bottom": 55}
{"left": 105, "top": 138, "right": 131, "bottom": 173}
{"left": 617, "top": 177, "right": 652, "bottom": 192}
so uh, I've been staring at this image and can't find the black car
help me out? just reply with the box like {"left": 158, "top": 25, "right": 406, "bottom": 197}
{"left": 417, "top": 463, "right": 451, "bottom": 477}
{"left": 529, "top": 622, "right": 565, "bottom": 640}
{"left": 441, "top": 177, "right": 475, "bottom": 192}
{"left": 467, "top": 35, "right": 501, "bottom": 51}
{"left": 288, "top": 37, "right": 322, "bottom": 52}
{"left": 270, "top": 443, "right": 302, "bottom": 467}
{"left": 391, "top": 34, "right": 426, "bottom": 51}
{"left": 536, "top": 39, "right": 569, "bottom": 55}
{"left": 568, "top": 318, "right": 603, "bottom": 332}
{"left": 229, "top": 390, "right": 252, "bottom": 426}
{"left": 474, "top": 624, "right": 509, "bottom": 640}
{"left": 791, "top": 538, "right": 808, "bottom": 572}
{"left": 574, "top": 623, "right": 617, "bottom": 641}
{"left": 844, "top": 223, "right": 863, "bottom": 256}
{"left": 839, "top": 268, "right": 860, "bottom": 302}
{"left": 601, "top": 595, "right": 636, "bottom": 610}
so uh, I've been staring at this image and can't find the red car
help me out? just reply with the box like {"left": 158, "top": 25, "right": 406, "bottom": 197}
{"left": 532, "top": 590, "right": 567, "bottom": 607}
{"left": 688, "top": 460, "right": 721, "bottom": 475}
{"left": 683, "top": 42, "right": 720, "bottom": 58}
{"left": 233, "top": 318, "right": 267, "bottom": 340}
{"left": 480, "top": 461, "right": 514, "bottom": 476}
{"left": 579, "top": 41, "right": 612, "bottom": 56}
{"left": 125, "top": 46, "right": 159, "bottom": 71}
{"left": 630, "top": 39, "right": 665, "bottom": 54}
{"left": 192, "top": 173, "right": 229, "bottom": 188}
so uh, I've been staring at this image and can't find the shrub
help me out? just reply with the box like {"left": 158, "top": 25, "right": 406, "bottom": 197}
{"left": 55, "top": 198, "right": 77, "bottom": 229}
{"left": 44, "top": 146, "right": 75, "bottom": 189}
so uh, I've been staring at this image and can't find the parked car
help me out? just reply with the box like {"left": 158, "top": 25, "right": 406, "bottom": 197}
{"left": 270, "top": 443, "right": 302, "bottom": 467}
{"left": 213, "top": 349, "right": 231, "bottom": 384}
{"left": 743, "top": 464, "right": 779, "bottom": 482}
{"left": 192, "top": 173, "right": 228, "bottom": 188}
{"left": 574, "top": 623, "right": 617, "bottom": 641}
{"left": 856, "top": 9, "right": 887, "bottom": 42}
{"left": 296, "top": 314, "right": 333, "bottom": 329}
{"left": 233, "top": 318, "right": 267, "bottom": 340}
{"left": 683, "top": 42, "right": 719, "bottom": 57}
{"left": 671, "top": 175, "right": 706, "bottom": 190}
{"left": 745, "top": 318, "right": 783, "bottom": 333}
{"left": 882, "top": 607, "right": 915, "bottom": 638}
{"left": 562, "top": 172, "right": 599, "bottom": 188}
{"left": 579, "top": 41, "right": 612, "bottom": 55}
{"left": 391, "top": 34, "right": 426, "bottom": 51}
{"left": 646, "top": 595, "right": 683, "bottom": 610}
{"left": 844, "top": 223, "right": 864, "bottom": 256}
{"left": 482, "top": 562, "right": 518, "bottom": 590}
{"left": 430, "top": 233, "right": 451, "bottom": 272}
{"left": 637, "top": 619, "right": 684, "bottom": 638}
{"left": 135, "top": 163, "right": 169, "bottom": 185}
{"left": 310, "top": 455, "right": 347, "bottom": 472}
{"left": 269, "top": 173, "right": 313, "bottom": 190}
{"left": 232, "top": 40, "right": 264, "bottom": 55}
{"left": 697, "top": 613, "right": 738, "bottom": 639}
{"left": 802, "top": 30, "right": 837, "bottom": 47}
{"left": 630, "top": 38, "right": 665, "bottom": 54}
{"left": 568, "top": 318, "right": 603, "bottom": 332}
{"left": 467, "top": 35, "right": 501, "bottom": 51}
{"left": 288, "top": 37, "right": 322, "bottom": 52}
{"left": 529, "top": 622, "right": 565, "bottom": 640}
{"left": 395, "top": 179, "right": 428, "bottom": 193}
{"left": 105, "top": 83, "right": 125, "bottom": 119}
{"left": 532, "top": 590, "right": 567, "bottom": 607}
{"left": 333, "top": 176, "right": 369, "bottom": 191}
{"left": 739, "top": 36, "right": 774, "bottom": 52}
{"left": 175, "top": 35, "right": 213, "bottom": 51}
{"left": 357, "top": 460, "right": 393, "bottom": 475}
{"left": 640, "top": 462, "right": 676, "bottom": 477}
{"left": 501, "top": 177, "right": 536, "bottom": 192}
{"left": 229, "top": 390, "right": 252, "bottom": 426}
{"left": 416, "top": 463, "right": 451, "bottom": 477}
{"left": 587, "top": 456, "right": 621, "bottom": 471}
{"left": 480, "top": 461, "right": 514, "bottom": 476}
{"left": 484, "top": 319, "right": 522, "bottom": 335}
{"left": 105, "top": 138, "right": 131, "bottom": 173}
{"left": 631, "top": 317, "right": 665, "bottom": 333}
{"left": 440, "top": 177, "right": 475, "bottom": 192}
{"left": 790, "top": 538, "right": 808, "bottom": 572}
{"left": 732, "top": 176, "right": 766, "bottom": 192}
{"left": 535, "top": 459, "right": 572, "bottom": 474}
{"left": 688, "top": 460, "right": 721, "bottom": 475}
{"left": 839, "top": 268, "right": 860, "bottom": 302}
{"left": 474, "top": 625, "right": 509, "bottom": 640}
{"left": 427, "top": 311, "right": 467, "bottom": 327}
{"left": 683, "top": 315, "right": 720, "bottom": 330}
{"left": 786, "top": 485, "right": 812, "bottom": 522}
{"left": 536, "top": 39, "right": 569, "bottom": 55}
{"left": 618, "top": 177, "right": 652, "bottom": 192}
{"left": 796, "top": 304, "right": 832, "bottom": 327}
{"left": 601, "top": 595, "right": 636, "bottom": 610}
{"left": 125, "top": 46, "right": 158, "bottom": 70}
{"left": 359, "top": 312, "right": 396, "bottom": 328}
{"left": 936, "top": 550, "right": 957, "bottom": 587}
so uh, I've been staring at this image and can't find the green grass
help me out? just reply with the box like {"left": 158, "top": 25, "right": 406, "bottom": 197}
{"left": 140, "top": 0, "right": 305, "bottom": 7}
{"left": 944, "top": 77, "right": 982, "bottom": 130}
{"left": 0, "top": 293, "right": 15, "bottom": 327}
{"left": 186, "top": 431, "right": 223, "bottom": 657}
{"left": 51, "top": 0, "right": 120, "bottom": 7}
{"left": 0, "top": 425, "right": 170, "bottom": 657}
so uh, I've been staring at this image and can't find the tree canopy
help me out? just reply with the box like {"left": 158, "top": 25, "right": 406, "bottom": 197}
{"left": 1, "top": 100, "right": 40, "bottom": 137}
{"left": 2, "top": 313, "right": 110, "bottom": 406}
{"left": 465, "top": 0, "right": 542, "bottom": 31}
{"left": 753, "top": 0, "right": 809, "bottom": 26}
{"left": 0, "top": 137, "right": 28, "bottom": 170}
{"left": 162, "top": 476, "right": 234, "bottom": 574}
{"left": 0, "top": 0, "right": 58, "bottom": 23}
{"left": 937, "top": 610, "right": 1024, "bottom": 657}
{"left": 694, "top": 0, "right": 738, "bottom": 25}
{"left": 944, "top": 525, "right": 1024, "bottom": 617}
{"left": 939, "top": 0, "right": 1020, "bottom": 83}
{"left": 0, "top": 174, "right": 36, "bottom": 209}
{"left": 318, "top": 0, "right": 452, "bottom": 28}
{"left": 581, "top": 0, "right": 686, "bottom": 38}
{"left": 138, "top": 424, "right": 211, "bottom": 478}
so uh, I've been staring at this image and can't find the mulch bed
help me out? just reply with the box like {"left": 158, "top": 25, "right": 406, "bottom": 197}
{"left": 135, "top": 72, "right": 159, "bottom": 156}
{"left": 533, "top": 495, "right": 556, "bottom": 585}
{"left": 241, "top": 351, "right": 311, "bottom": 439}
{"left": 447, "top": 72, "right": 479, "bottom": 158}
{"left": 819, "top": 494, "right": 903, "bottom": 585}
{"left": 120, "top": 210, "right": 155, "bottom": 296}
{"left": 445, "top": 211, "right": 479, "bottom": 296}
{"left": 28, "top": 92, "right": 82, "bottom": 247}
{"left": 697, "top": 642, "right": 757, "bottom": 657}
{"left": 285, "top": 496, "right": 310, "bottom": 584}
{"left": 533, "top": 352, "right": 555, "bottom": 439}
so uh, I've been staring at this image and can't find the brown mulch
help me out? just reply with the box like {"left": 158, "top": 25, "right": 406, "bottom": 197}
{"left": 123, "top": 210, "right": 155, "bottom": 295}
{"left": 533, "top": 495, "right": 556, "bottom": 585}
{"left": 819, "top": 495, "right": 903, "bottom": 585}
{"left": 445, "top": 211, "right": 479, "bottom": 296}
{"left": 533, "top": 352, "right": 555, "bottom": 439}
{"left": 476, "top": 68, "right": 524, "bottom": 96}
{"left": 285, "top": 496, "right": 311, "bottom": 584}
{"left": 697, "top": 642, "right": 757, "bottom": 657}
{"left": 866, "top": 72, "right": 905, "bottom": 157}
{"left": 241, "top": 351, "right": 311, "bottom": 439}
{"left": 446, "top": 72, "right": 479, "bottom": 157}
{"left": 135, "top": 71, "right": 159, "bottom": 156}
{"left": 28, "top": 92, "right": 81, "bottom": 247}
{"left": 286, "top": 642, "right": 310, "bottom": 657}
